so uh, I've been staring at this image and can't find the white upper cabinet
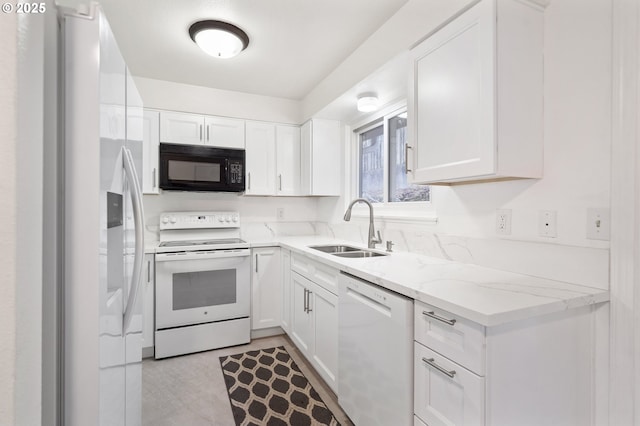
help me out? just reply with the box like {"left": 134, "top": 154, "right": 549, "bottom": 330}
{"left": 245, "top": 121, "right": 277, "bottom": 195}
{"left": 408, "top": 0, "right": 544, "bottom": 184}
{"left": 160, "top": 111, "right": 245, "bottom": 148}
{"left": 205, "top": 116, "right": 245, "bottom": 149}
{"left": 245, "top": 122, "right": 301, "bottom": 196}
{"left": 140, "top": 110, "right": 160, "bottom": 194}
{"left": 300, "top": 119, "right": 341, "bottom": 196}
{"left": 159, "top": 111, "right": 204, "bottom": 145}
{"left": 275, "top": 125, "right": 301, "bottom": 196}
{"left": 129, "top": 109, "right": 159, "bottom": 194}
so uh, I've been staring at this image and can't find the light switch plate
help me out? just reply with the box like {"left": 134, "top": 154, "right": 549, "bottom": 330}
{"left": 586, "top": 208, "right": 610, "bottom": 241}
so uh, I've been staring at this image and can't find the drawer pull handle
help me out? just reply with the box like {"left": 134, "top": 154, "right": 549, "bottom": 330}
{"left": 423, "top": 310, "right": 457, "bottom": 326}
{"left": 422, "top": 357, "right": 456, "bottom": 378}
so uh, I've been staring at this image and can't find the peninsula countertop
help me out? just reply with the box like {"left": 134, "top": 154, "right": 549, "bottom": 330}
{"left": 269, "top": 236, "right": 609, "bottom": 327}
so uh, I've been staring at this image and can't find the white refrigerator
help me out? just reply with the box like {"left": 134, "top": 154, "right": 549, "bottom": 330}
{"left": 63, "top": 7, "right": 145, "bottom": 426}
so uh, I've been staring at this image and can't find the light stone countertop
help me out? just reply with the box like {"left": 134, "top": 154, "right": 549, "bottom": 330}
{"left": 144, "top": 235, "right": 609, "bottom": 327}
{"left": 270, "top": 236, "right": 610, "bottom": 327}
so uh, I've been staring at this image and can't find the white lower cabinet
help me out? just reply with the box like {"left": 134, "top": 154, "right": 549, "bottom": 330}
{"left": 251, "top": 247, "right": 281, "bottom": 330}
{"left": 308, "top": 280, "right": 338, "bottom": 390}
{"left": 289, "top": 267, "right": 339, "bottom": 393}
{"left": 414, "top": 300, "right": 599, "bottom": 426}
{"left": 291, "top": 273, "right": 314, "bottom": 354}
{"left": 142, "top": 254, "right": 155, "bottom": 357}
{"left": 281, "top": 249, "right": 291, "bottom": 333}
{"left": 414, "top": 343, "right": 485, "bottom": 426}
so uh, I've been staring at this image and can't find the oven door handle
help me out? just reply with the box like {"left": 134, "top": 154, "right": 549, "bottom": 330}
{"left": 122, "top": 146, "right": 145, "bottom": 334}
{"left": 155, "top": 249, "right": 250, "bottom": 262}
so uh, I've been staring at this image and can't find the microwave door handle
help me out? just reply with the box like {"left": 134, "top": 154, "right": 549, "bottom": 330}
{"left": 122, "top": 146, "right": 145, "bottom": 334}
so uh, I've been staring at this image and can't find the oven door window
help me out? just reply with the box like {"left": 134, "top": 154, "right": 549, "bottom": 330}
{"left": 172, "top": 269, "right": 236, "bottom": 310}
{"left": 168, "top": 159, "right": 222, "bottom": 183}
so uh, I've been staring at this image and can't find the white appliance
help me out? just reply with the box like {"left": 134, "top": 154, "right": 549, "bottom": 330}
{"left": 154, "top": 211, "right": 251, "bottom": 359}
{"left": 62, "top": 6, "right": 144, "bottom": 426}
{"left": 338, "top": 272, "right": 414, "bottom": 426}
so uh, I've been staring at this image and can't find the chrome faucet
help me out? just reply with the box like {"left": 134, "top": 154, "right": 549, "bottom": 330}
{"left": 343, "top": 198, "right": 382, "bottom": 249}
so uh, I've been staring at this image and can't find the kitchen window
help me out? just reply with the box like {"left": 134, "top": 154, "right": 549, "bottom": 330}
{"left": 354, "top": 107, "right": 431, "bottom": 209}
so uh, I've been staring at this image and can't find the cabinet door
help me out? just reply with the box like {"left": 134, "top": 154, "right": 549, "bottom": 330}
{"left": 275, "top": 125, "right": 301, "bottom": 196}
{"left": 159, "top": 111, "right": 204, "bottom": 145}
{"left": 408, "top": 0, "right": 495, "bottom": 183}
{"left": 290, "top": 272, "right": 314, "bottom": 356}
{"left": 309, "top": 281, "right": 338, "bottom": 393}
{"left": 251, "top": 247, "right": 282, "bottom": 330}
{"left": 142, "top": 254, "right": 155, "bottom": 353}
{"left": 245, "top": 121, "right": 276, "bottom": 195}
{"left": 300, "top": 121, "right": 312, "bottom": 195}
{"left": 414, "top": 343, "right": 485, "bottom": 426}
{"left": 205, "top": 116, "right": 245, "bottom": 149}
{"left": 281, "top": 249, "right": 292, "bottom": 334}
{"left": 131, "top": 110, "right": 160, "bottom": 194}
{"left": 300, "top": 119, "right": 341, "bottom": 196}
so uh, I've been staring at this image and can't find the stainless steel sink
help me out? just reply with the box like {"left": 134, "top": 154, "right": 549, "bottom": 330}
{"left": 332, "top": 251, "right": 388, "bottom": 258}
{"left": 309, "top": 244, "right": 362, "bottom": 253}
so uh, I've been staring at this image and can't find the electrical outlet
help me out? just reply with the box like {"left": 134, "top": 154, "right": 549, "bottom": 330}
{"left": 586, "top": 208, "right": 610, "bottom": 241}
{"left": 539, "top": 210, "right": 557, "bottom": 238}
{"left": 277, "top": 208, "right": 285, "bottom": 221}
{"left": 496, "top": 209, "right": 512, "bottom": 235}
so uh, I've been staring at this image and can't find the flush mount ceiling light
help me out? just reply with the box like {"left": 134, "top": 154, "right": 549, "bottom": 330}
{"left": 357, "top": 93, "right": 379, "bottom": 112}
{"left": 189, "top": 20, "right": 249, "bottom": 59}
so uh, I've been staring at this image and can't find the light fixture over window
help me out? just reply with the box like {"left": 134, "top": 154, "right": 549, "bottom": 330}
{"left": 189, "top": 20, "right": 249, "bottom": 59}
{"left": 357, "top": 93, "right": 379, "bottom": 112}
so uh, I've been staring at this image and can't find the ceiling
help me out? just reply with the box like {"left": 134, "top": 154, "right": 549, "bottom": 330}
{"left": 99, "top": 0, "right": 409, "bottom": 100}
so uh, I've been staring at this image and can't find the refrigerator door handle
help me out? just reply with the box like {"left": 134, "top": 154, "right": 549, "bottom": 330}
{"left": 122, "top": 146, "right": 145, "bottom": 334}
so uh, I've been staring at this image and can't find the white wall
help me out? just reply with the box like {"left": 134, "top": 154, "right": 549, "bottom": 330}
{"left": 429, "top": 0, "right": 612, "bottom": 248}
{"left": 136, "top": 77, "right": 321, "bottom": 240}
{"left": 0, "top": 8, "right": 47, "bottom": 426}
{"left": 318, "top": 0, "right": 612, "bottom": 289}
{"left": 15, "top": 11, "right": 45, "bottom": 426}
{"left": 301, "top": 0, "right": 476, "bottom": 120}
{"left": 0, "top": 11, "right": 18, "bottom": 426}
{"left": 134, "top": 76, "right": 303, "bottom": 124}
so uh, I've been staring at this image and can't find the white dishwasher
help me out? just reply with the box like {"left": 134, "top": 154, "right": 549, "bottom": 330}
{"left": 338, "top": 272, "right": 414, "bottom": 426}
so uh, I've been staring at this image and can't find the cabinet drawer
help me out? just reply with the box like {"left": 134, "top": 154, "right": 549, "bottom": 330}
{"left": 291, "top": 253, "right": 338, "bottom": 295}
{"left": 415, "top": 301, "right": 485, "bottom": 375}
{"left": 414, "top": 342, "right": 485, "bottom": 426}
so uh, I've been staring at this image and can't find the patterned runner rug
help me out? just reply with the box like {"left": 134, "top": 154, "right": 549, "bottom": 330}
{"left": 220, "top": 346, "right": 341, "bottom": 426}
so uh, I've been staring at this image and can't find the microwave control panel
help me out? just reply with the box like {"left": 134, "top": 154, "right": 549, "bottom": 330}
{"left": 229, "top": 162, "right": 243, "bottom": 185}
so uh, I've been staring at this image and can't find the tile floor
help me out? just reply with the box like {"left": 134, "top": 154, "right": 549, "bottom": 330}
{"left": 142, "top": 334, "right": 354, "bottom": 426}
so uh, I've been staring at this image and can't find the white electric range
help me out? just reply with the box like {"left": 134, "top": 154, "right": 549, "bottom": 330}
{"left": 154, "top": 211, "right": 251, "bottom": 359}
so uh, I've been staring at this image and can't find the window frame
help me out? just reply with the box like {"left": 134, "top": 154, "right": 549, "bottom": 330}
{"left": 348, "top": 103, "right": 437, "bottom": 223}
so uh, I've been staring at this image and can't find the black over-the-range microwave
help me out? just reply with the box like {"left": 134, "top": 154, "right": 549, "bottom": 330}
{"left": 159, "top": 143, "right": 245, "bottom": 192}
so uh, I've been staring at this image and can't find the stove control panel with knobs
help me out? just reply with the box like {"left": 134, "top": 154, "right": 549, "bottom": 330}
{"left": 159, "top": 211, "right": 241, "bottom": 230}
